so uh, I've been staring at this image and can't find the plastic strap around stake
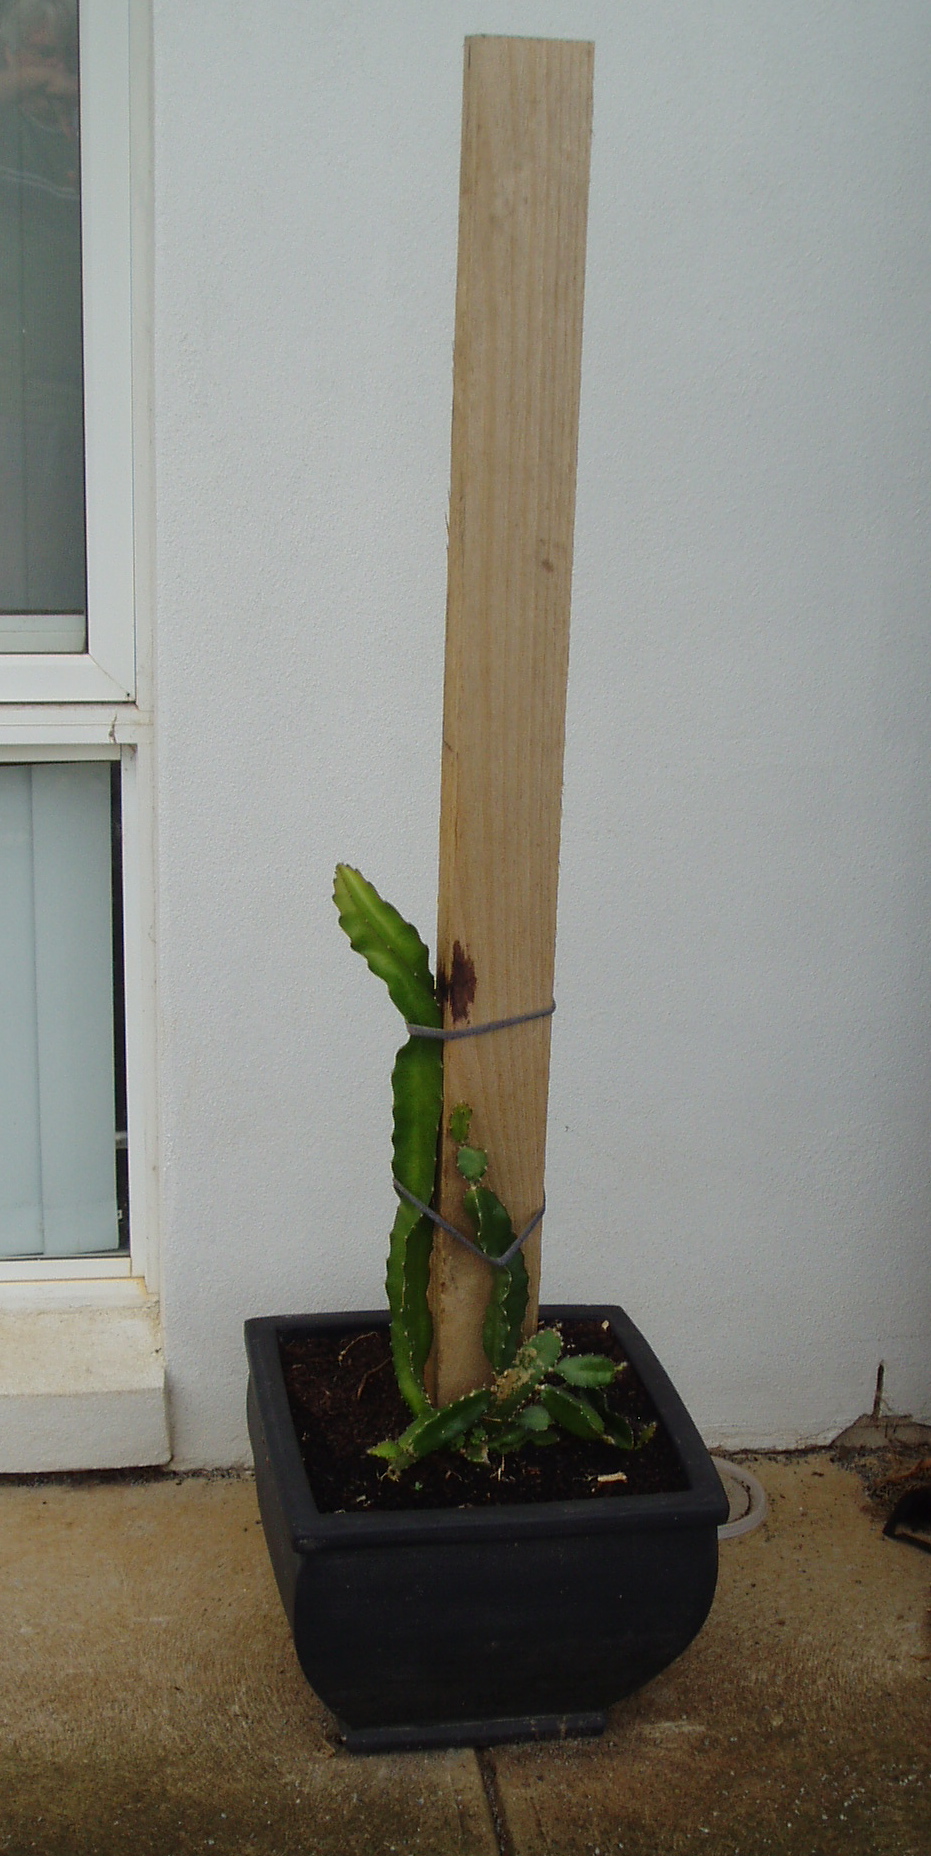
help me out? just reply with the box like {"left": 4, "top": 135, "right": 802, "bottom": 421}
{"left": 405, "top": 1001, "right": 555, "bottom": 1041}
{"left": 392, "top": 1179, "right": 545, "bottom": 1273}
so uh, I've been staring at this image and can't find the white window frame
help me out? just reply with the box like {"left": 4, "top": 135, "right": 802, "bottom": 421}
{"left": 0, "top": 737, "right": 157, "bottom": 1289}
{"left": 0, "top": 0, "right": 156, "bottom": 1295}
{"left": 0, "top": 5, "right": 166, "bottom": 1474}
{"left": 0, "top": 0, "right": 136, "bottom": 704}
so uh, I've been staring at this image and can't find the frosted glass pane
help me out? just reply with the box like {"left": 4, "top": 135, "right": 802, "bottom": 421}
{"left": 0, "top": 761, "right": 118, "bottom": 1257}
{"left": 0, "top": 0, "right": 86, "bottom": 646}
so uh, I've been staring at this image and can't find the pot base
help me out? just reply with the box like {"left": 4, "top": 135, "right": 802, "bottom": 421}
{"left": 341, "top": 1708, "right": 607, "bottom": 1754}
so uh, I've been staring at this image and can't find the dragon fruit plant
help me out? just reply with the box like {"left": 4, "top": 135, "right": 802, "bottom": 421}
{"left": 333, "top": 864, "right": 655, "bottom": 1476}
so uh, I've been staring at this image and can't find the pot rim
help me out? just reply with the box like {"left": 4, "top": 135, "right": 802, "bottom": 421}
{"left": 245, "top": 1302, "right": 728, "bottom": 1550}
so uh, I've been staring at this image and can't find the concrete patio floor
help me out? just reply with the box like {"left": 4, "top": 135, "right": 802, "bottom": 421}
{"left": 1, "top": 1450, "right": 929, "bottom": 1856}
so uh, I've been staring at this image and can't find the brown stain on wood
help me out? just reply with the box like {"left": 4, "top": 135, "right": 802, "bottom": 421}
{"left": 436, "top": 941, "right": 477, "bottom": 1023}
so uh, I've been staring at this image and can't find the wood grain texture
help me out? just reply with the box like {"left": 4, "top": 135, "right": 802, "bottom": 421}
{"left": 429, "top": 37, "right": 593, "bottom": 1404}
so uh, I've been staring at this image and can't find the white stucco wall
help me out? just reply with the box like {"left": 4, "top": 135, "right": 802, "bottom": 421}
{"left": 151, "top": 1, "right": 931, "bottom": 1464}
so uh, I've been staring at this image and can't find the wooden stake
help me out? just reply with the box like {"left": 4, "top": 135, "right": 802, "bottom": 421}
{"left": 430, "top": 37, "right": 594, "bottom": 1405}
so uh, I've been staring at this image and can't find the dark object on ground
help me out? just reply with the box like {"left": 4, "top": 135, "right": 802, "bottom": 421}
{"left": 883, "top": 1485, "right": 931, "bottom": 1555}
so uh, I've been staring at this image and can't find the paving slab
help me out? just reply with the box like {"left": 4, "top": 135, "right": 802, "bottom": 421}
{"left": 2, "top": 1455, "right": 929, "bottom": 1856}
{"left": 0, "top": 1472, "right": 497, "bottom": 1856}
{"left": 488, "top": 1455, "right": 931, "bottom": 1856}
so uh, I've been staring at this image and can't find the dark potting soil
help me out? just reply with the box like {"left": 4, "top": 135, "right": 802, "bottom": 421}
{"left": 279, "top": 1319, "right": 689, "bottom": 1513}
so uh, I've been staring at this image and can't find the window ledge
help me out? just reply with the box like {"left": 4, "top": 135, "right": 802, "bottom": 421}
{"left": 0, "top": 1282, "right": 169, "bottom": 1472}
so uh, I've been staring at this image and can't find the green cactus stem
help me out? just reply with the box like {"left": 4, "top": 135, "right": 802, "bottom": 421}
{"left": 489, "top": 1326, "right": 563, "bottom": 1418}
{"left": 369, "top": 1390, "right": 491, "bottom": 1477}
{"left": 451, "top": 1111, "right": 530, "bottom": 1372}
{"left": 334, "top": 865, "right": 442, "bottom": 1417}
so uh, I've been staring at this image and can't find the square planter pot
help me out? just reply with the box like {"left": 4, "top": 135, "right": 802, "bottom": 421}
{"left": 245, "top": 1303, "right": 727, "bottom": 1753}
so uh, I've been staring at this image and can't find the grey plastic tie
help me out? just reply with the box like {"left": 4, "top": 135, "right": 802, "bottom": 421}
{"left": 405, "top": 1001, "right": 555, "bottom": 1041}
{"left": 392, "top": 1179, "right": 545, "bottom": 1272}
{"left": 398, "top": 999, "right": 552, "bottom": 1267}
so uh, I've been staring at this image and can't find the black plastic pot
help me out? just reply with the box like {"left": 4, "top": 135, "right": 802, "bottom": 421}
{"left": 244, "top": 1303, "right": 727, "bottom": 1753}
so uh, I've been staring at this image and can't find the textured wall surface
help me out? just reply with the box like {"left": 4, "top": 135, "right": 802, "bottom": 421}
{"left": 151, "top": 1, "right": 931, "bottom": 1463}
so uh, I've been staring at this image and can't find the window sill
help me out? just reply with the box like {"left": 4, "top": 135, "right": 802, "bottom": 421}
{"left": 0, "top": 1280, "right": 169, "bottom": 1472}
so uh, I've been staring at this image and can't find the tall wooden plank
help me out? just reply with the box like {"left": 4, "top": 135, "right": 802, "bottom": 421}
{"left": 430, "top": 37, "right": 593, "bottom": 1405}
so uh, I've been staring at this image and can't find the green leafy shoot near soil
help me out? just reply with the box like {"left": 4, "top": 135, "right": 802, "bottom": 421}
{"left": 334, "top": 864, "right": 655, "bottom": 1477}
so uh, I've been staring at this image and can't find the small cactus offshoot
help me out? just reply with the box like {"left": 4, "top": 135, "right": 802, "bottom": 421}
{"left": 334, "top": 865, "right": 655, "bottom": 1476}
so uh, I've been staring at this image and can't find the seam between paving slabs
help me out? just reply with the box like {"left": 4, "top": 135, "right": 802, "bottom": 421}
{"left": 476, "top": 1750, "right": 516, "bottom": 1856}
